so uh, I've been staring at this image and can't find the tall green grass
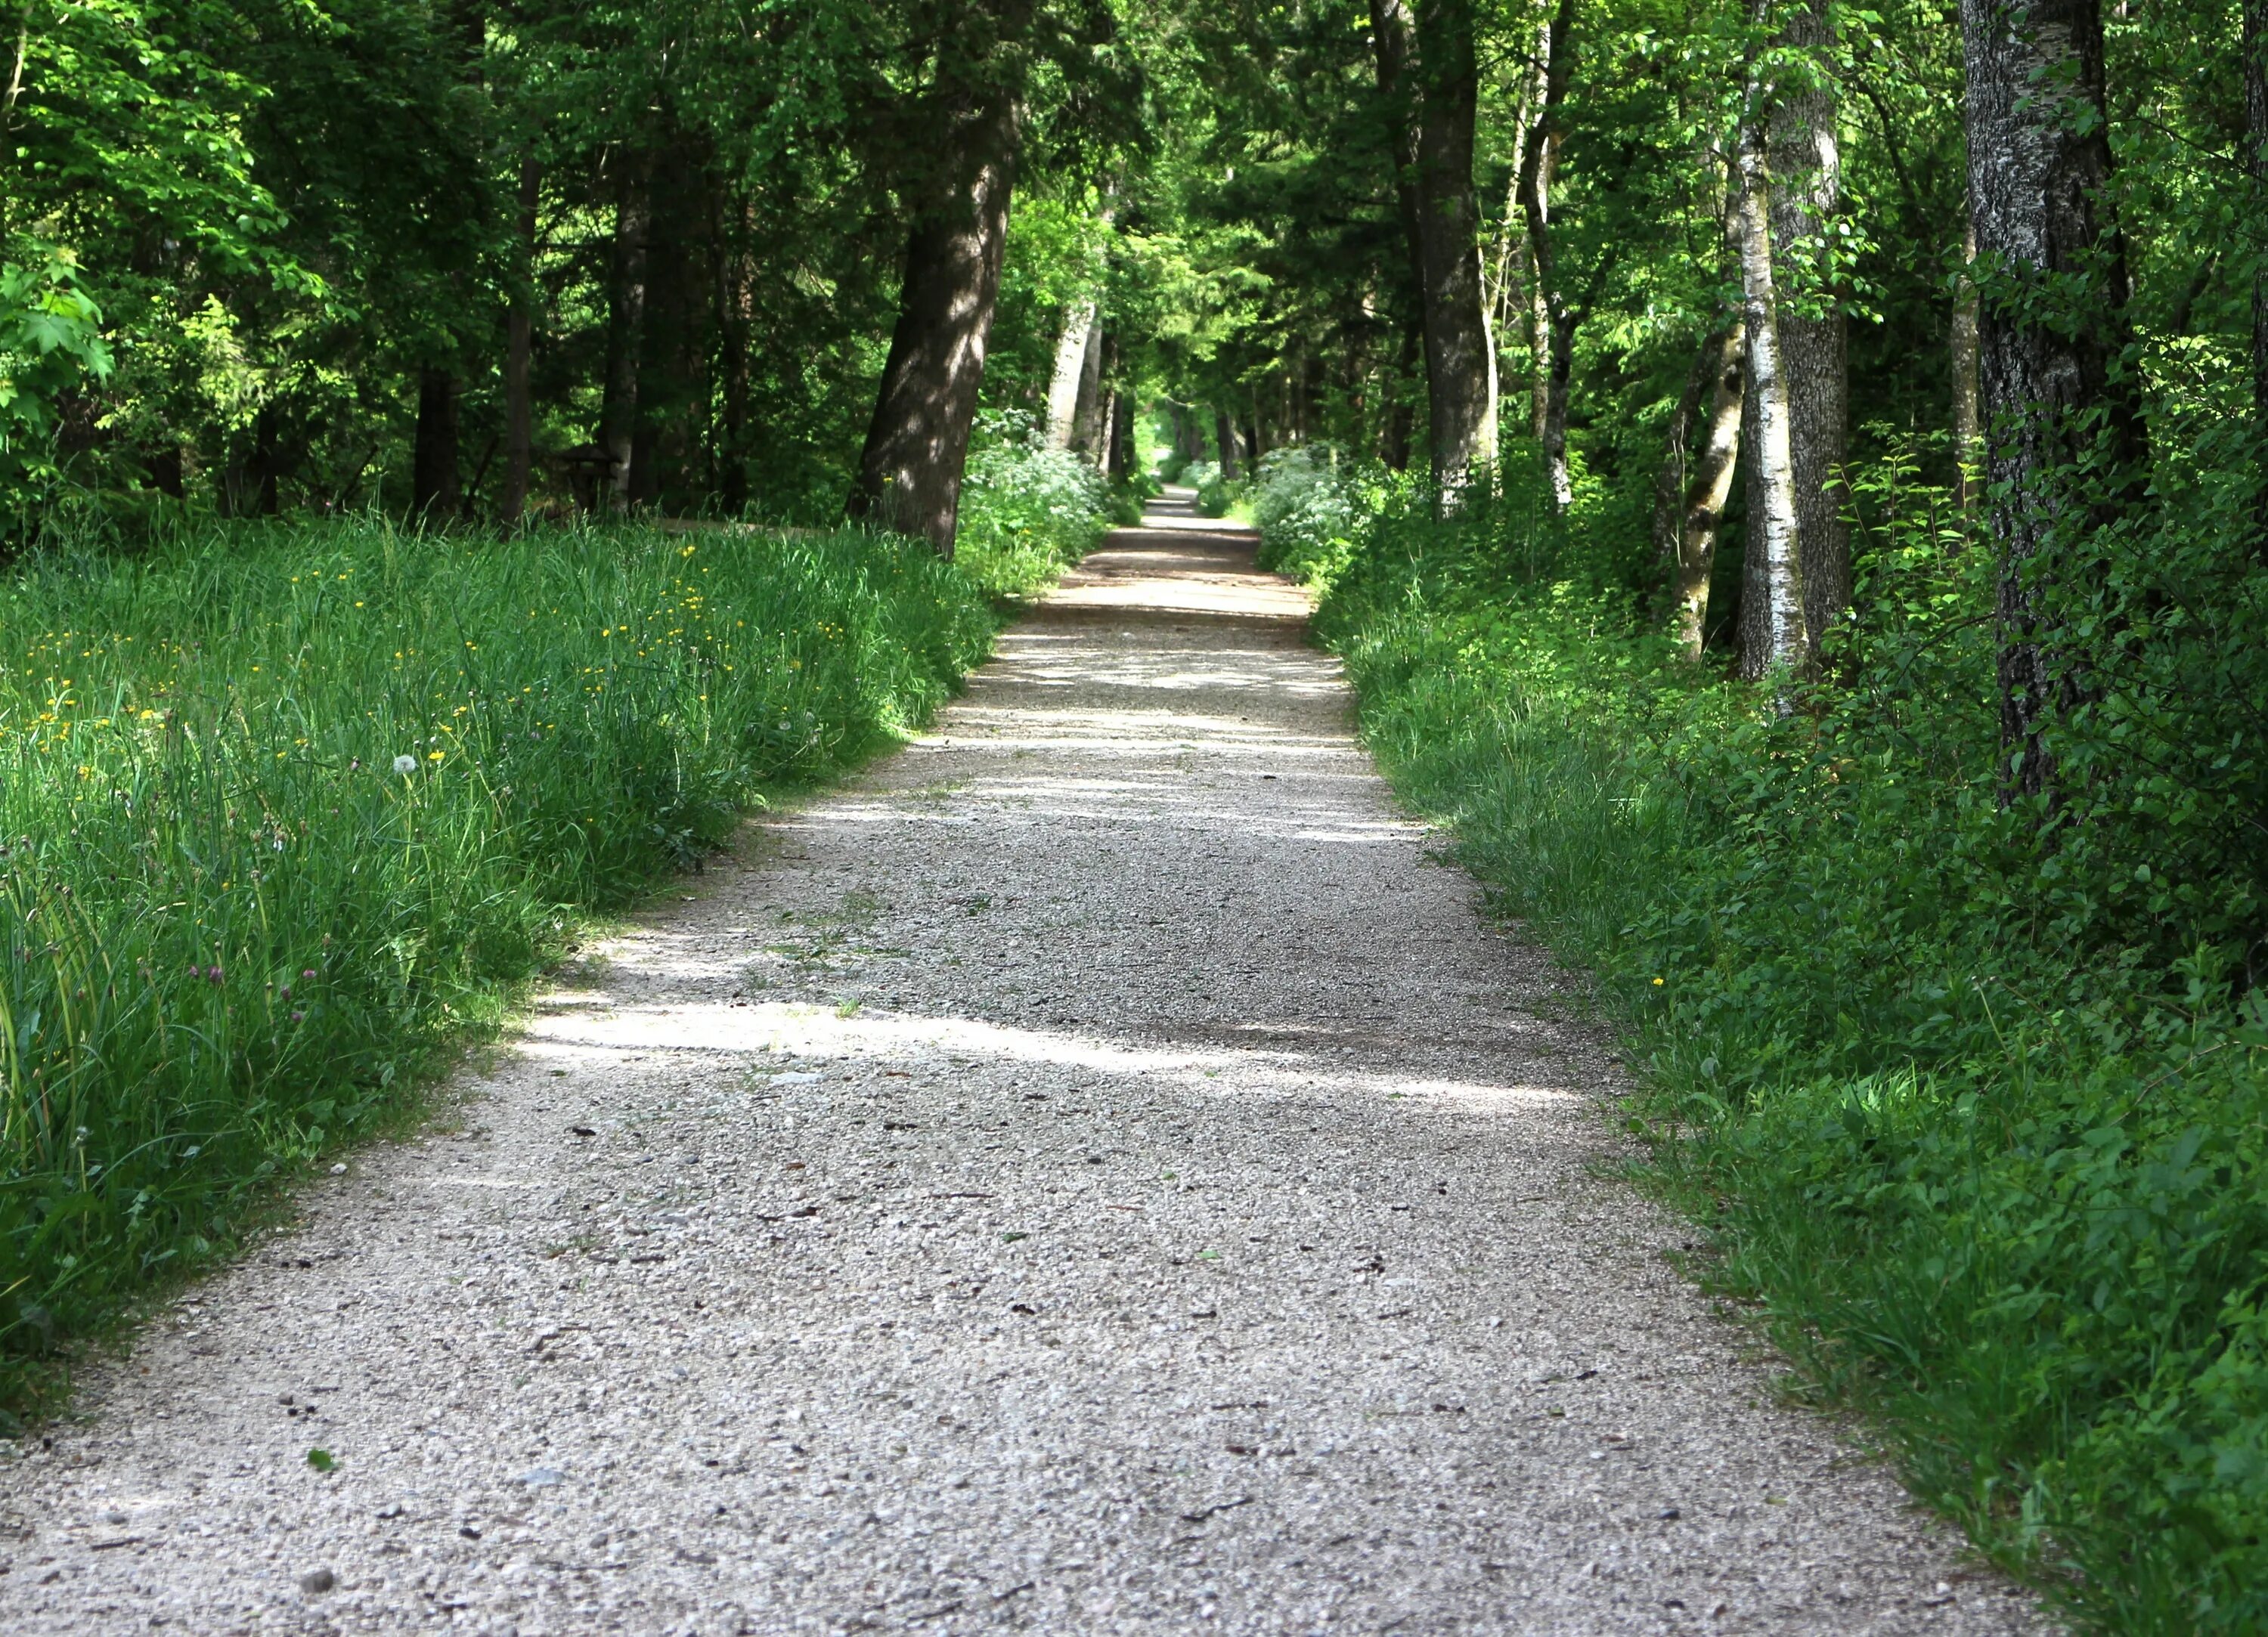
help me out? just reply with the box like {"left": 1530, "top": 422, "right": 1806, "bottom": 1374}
{"left": 1275, "top": 455, "right": 2268, "bottom": 1635}
{"left": 0, "top": 511, "right": 1060, "bottom": 1416}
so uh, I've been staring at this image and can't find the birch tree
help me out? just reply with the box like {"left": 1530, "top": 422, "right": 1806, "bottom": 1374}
{"left": 1734, "top": 22, "right": 1809, "bottom": 682}
{"left": 1766, "top": 0, "right": 1849, "bottom": 645}
{"left": 1517, "top": 0, "right": 1576, "bottom": 512}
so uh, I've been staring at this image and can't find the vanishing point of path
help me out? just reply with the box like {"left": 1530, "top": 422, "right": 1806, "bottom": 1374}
{"left": 0, "top": 493, "right": 2042, "bottom": 1635}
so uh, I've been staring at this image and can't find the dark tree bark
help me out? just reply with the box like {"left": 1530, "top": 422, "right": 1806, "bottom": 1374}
{"left": 1961, "top": 0, "right": 2147, "bottom": 797}
{"left": 1216, "top": 409, "right": 1240, "bottom": 479}
{"left": 1107, "top": 391, "right": 1134, "bottom": 480}
{"left": 848, "top": 74, "right": 1021, "bottom": 554}
{"left": 1768, "top": 0, "right": 1850, "bottom": 646}
{"left": 225, "top": 407, "right": 284, "bottom": 518}
{"left": 2248, "top": 0, "right": 2268, "bottom": 554}
{"left": 715, "top": 191, "right": 756, "bottom": 514}
{"left": 502, "top": 156, "right": 539, "bottom": 525}
{"left": 1517, "top": 0, "right": 1576, "bottom": 510}
{"left": 1380, "top": 320, "right": 1418, "bottom": 469}
{"left": 598, "top": 150, "right": 652, "bottom": 513}
{"left": 1411, "top": 0, "right": 1498, "bottom": 495}
{"left": 412, "top": 367, "right": 460, "bottom": 520}
{"left": 143, "top": 445, "right": 184, "bottom": 499}
{"left": 631, "top": 133, "right": 711, "bottom": 511}
{"left": 1368, "top": 0, "right": 1430, "bottom": 472}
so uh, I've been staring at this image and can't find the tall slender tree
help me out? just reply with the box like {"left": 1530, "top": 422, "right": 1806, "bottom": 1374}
{"left": 1517, "top": 0, "right": 1576, "bottom": 511}
{"left": 500, "top": 156, "right": 539, "bottom": 525}
{"left": 1735, "top": 17, "right": 1809, "bottom": 682}
{"left": 1368, "top": 0, "right": 1430, "bottom": 472}
{"left": 1768, "top": 0, "right": 1849, "bottom": 645}
{"left": 1961, "top": 0, "right": 2146, "bottom": 797}
{"left": 1661, "top": 195, "right": 1746, "bottom": 661}
{"left": 598, "top": 150, "right": 652, "bottom": 513}
{"left": 2248, "top": 0, "right": 2268, "bottom": 555}
{"left": 1411, "top": 0, "right": 1498, "bottom": 496}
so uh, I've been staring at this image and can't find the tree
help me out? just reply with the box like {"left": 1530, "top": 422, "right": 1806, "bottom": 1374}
{"left": 1659, "top": 197, "right": 1746, "bottom": 662}
{"left": 1368, "top": 0, "right": 1430, "bottom": 470}
{"left": 1735, "top": 14, "right": 1809, "bottom": 683}
{"left": 1960, "top": 0, "right": 2146, "bottom": 797}
{"left": 1411, "top": 0, "right": 1498, "bottom": 494}
{"left": 2249, "top": 0, "right": 2268, "bottom": 553}
{"left": 1517, "top": 0, "right": 1576, "bottom": 512}
{"left": 1766, "top": 0, "right": 1849, "bottom": 645}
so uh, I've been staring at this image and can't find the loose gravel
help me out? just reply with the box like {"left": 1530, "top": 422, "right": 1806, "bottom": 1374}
{"left": 0, "top": 492, "right": 2048, "bottom": 1634}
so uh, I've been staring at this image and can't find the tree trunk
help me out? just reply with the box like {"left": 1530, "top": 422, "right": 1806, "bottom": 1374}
{"left": 502, "top": 156, "right": 539, "bottom": 525}
{"left": 1671, "top": 194, "right": 1749, "bottom": 661}
{"left": 1107, "top": 391, "right": 1133, "bottom": 480}
{"left": 1368, "top": 0, "right": 1430, "bottom": 473}
{"left": 850, "top": 85, "right": 1021, "bottom": 555}
{"left": 1961, "top": 0, "right": 2147, "bottom": 797}
{"left": 716, "top": 193, "right": 755, "bottom": 513}
{"left": 1412, "top": 0, "right": 1498, "bottom": 497}
{"left": 1676, "top": 323, "right": 1746, "bottom": 661}
{"left": 224, "top": 406, "right": 284, "bottom": 518}
{"left": 2248, "top": 0, "right": 2268, "bottom": 554}
{"left": 631, "top": 134, "right": 708, "bottom": 512}
{"left": 1070, "top": 320, "right": 1107, "bottom": 457}
{"left": 1044, "top": 300, "right": 1096, "bottom": 449}
{"left": 1653, "top": 330, "right": 1715, "bottom": 571}
{"left": 1517, "top": 0, "right": 1575, "bottom": 510}
{"left": 1734, "top": 53, "right": 1808, "bottom": 684}
{"left": 1951, "top": 213, "right": 1981, "bottom": 512}
{"left": 1381, "top": 321, "right": 1417, "bottom": 469}
{"left": 1768, "top": 0, "right": 1849, "bottom": 646}
{"left": 144, "top": 445, "right": 184, "bottom": 499}
{"left": 599, "top": 150, "right": 651, "bottom": 513}
{"left": 1216, "top": 409, "right": 1240, "bottom": 479}
{"left": 412, "top": 367, "right": 460, "bottom": 521}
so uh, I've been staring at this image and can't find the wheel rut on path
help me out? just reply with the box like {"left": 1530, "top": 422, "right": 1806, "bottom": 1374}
{"left": 0, "top": 490, "right": 2045, "bottom": 1634}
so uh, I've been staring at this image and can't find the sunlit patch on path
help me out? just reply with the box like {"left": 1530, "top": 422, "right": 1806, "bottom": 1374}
{"left": 0, "top": 489, "right": 2043, "bottom": 1634}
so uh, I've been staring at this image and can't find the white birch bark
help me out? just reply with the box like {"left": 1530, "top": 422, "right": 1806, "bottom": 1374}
{"left": 1735, "top": 87, "right": 1808, "bottom": 682}
{"left": 1044, "top": 299, "right": 1097, "bottom": 450}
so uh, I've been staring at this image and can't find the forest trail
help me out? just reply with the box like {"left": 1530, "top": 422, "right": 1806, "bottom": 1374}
{"left": 0, "top": 491, "right": 2041, "bottom": 1635}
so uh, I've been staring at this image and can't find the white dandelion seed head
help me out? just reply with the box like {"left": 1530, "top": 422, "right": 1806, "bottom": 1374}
{"left": 392, "top": 754, "right": 419, "bottom": 775}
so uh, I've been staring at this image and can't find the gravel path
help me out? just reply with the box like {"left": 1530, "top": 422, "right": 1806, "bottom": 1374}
{"left": 0, "top": 494, "right": 2045, "bottom": 1635}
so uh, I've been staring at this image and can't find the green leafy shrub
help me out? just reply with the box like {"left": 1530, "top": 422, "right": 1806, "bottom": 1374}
{"left": 1297, "top": 456, "right": 2268, "bottom": 1635}
{"left": 0, "top": 516, "right": 999, "bottom": 1414}
{"left": 954, "top": 410, "right": 1111, "bottom": 595}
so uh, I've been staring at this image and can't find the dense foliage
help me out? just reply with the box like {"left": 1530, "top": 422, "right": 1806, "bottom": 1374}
{"left": 1241, "top": 441, "right": 2265, "bottom": 1630}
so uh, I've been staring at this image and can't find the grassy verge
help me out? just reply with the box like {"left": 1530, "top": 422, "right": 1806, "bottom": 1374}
{"left": 0, "top": 486, "right": 1097, "bottom": 1419}
{"left": 1275, "top": 463, "right": 2268, "bottom": 1635}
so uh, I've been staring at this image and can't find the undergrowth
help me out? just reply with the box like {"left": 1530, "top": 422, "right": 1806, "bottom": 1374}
{"left": 0, "top": 472, "right": 1095, "bottom": 1419}
{"left": 1265, "top": 446, "right": 2268, "bottom": 1635}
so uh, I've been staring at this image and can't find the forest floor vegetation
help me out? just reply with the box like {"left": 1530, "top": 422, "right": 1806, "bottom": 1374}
{"left": 0, "top": 467, "right": 1106, "bottom": 1421}
{"left": 1256, "top": 450, "right": 2268, "bottom": 1637}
